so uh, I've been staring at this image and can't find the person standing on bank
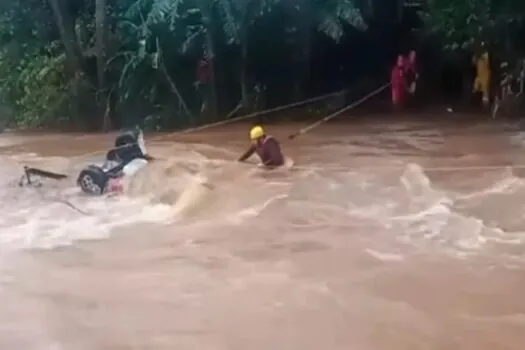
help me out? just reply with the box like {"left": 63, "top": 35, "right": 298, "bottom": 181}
{"left": 473, "top": 41, "right": 491, "bottom": 108}
{"left": 391, "top": 55, "right": 407, "bottom": 110}
{"left": 405, "top": 50, "right": 419, "bottom": 97}
{"left": 238, "top": 125, "right": 285, "bottom": 168}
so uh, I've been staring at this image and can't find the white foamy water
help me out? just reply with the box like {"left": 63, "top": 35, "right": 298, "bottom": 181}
{"left": 0, "top": 194, "right": 174, "bottom": 250}
{"left": 1, "top": 120, "right": 525, "bottom": 350}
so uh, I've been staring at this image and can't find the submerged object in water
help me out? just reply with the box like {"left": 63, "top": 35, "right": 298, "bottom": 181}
{"left": 19, "top": 127, "right": 153, "bottom": 195}
{"left": 18, "top": 166, "right": 68, "bottom": 187}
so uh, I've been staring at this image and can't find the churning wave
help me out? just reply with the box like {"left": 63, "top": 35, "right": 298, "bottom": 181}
{"left": 1, "top": 143, "right": 525, "bottom": 262}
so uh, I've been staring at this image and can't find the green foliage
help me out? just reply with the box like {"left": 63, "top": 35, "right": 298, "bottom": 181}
{"left": 312, "top": 0, "right": 367, "bottom": 41}
{"left": 420, "top": 0, "right": 525, "bottom": 52}
{"left": 0, "top": 42, "right": 71, "bottom": 127}
{"left": 0, "top": 0, "right": 72, "bottom": 127}
{"left": 5, "top": 0, "right": 525, "bottom": 130}
{"left": 0, "top": 0, "right": 375, "bottom": 130}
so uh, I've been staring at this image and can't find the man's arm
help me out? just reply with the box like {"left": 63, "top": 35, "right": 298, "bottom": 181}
{"left": 238, "top": 145, "right": 255, "bottom": 162}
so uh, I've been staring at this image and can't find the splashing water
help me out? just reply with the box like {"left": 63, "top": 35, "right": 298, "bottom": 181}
{"left": 1, "top": 120, "right": 525, "bottom": 350}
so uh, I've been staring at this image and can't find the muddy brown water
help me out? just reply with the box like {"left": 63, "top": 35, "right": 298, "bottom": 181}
{"left": 1, "top": 116, "right": 525, "bottom": 349}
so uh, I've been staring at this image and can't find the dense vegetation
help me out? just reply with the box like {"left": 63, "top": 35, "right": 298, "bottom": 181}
{"left": 0, "top": 0, "right": 524, "bottom": 130}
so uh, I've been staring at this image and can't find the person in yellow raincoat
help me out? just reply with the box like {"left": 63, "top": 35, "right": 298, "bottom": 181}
{"left": 473, "top": 42, "right": 491, "bottom": 107}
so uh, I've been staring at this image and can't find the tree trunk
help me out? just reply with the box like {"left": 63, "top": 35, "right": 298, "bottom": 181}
{"left": 205, "top": 31, "right": 218, "bottom": 120}
{"left": 197, "top": 0, "right": 218, "bottom": 120}
{"left": 240, "top": 38, "right": 249, "bottom": 110}
{"left": 48, "top": 0, "right": 85, "bottom": 123}
{"left": 47, "top": 0, "right": 84, "bottom": 73}
{"left": 156, "top": 39, "right": 193, "bottom": 124}
{"left": 296, "top": 1, "right": 312, "bottom": 100}
{"left": 239, "top": 2, "right": 252, "bottom": 111}
{"left": 396, "top": 0, "right": 404, "bottom": 23}
{"left": 299, "top": 30, "right": 312, "bottom": 99}
{"left": 96, "top": 0, "right": 110, "bottom": 131}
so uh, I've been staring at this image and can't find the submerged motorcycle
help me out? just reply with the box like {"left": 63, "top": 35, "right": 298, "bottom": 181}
{"left": 20, "top": 127, "right": 153, "bottom": 195}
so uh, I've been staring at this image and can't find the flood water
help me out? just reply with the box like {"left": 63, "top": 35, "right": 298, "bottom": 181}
{"left": 1, "top": 117, "right": 525, "bottom": 349}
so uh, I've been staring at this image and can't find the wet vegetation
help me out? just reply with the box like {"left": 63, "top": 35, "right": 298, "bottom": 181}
{"left": 0, "top": 0, "right": 524, "bottom": 130}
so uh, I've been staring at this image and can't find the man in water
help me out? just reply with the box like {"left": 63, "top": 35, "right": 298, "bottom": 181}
{"left": 238, "top": 125, "right": 284, "bottom": 168}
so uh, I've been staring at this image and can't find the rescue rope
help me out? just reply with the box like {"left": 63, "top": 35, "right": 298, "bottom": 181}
{"left": 182, "top": 90, "right": 348, "bottom": 133}
{"left": 33, "top": 186, "right": 91, "bottom": 215}
{"left": 79, "top": 88, "right": 348, "bottom": 159}
{"left": 52, "top": 196, "right": 90, "bottom": 215}
{"left": 17, "top": 87, "right": 355, "bottom": 213}
{"left": 287, "top": 83, "right": 391, "bottom": 139}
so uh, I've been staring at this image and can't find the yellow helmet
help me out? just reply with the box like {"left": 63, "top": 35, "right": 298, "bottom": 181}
{"left": 249, "top": 125, "right": 264, "bottom": 140}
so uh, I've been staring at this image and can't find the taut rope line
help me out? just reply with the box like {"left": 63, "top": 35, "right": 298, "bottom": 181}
{"left": 78, "top": 88, "right": 349, "bottom": 159}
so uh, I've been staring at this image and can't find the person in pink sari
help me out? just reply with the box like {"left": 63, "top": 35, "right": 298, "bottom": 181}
{"left": 391, "top": 55, "right": 407, "bottom": 110}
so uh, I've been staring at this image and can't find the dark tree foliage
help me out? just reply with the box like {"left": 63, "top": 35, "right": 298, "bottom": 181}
{"left": 0, "top": 0, "right": 522, "bottom": 130}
